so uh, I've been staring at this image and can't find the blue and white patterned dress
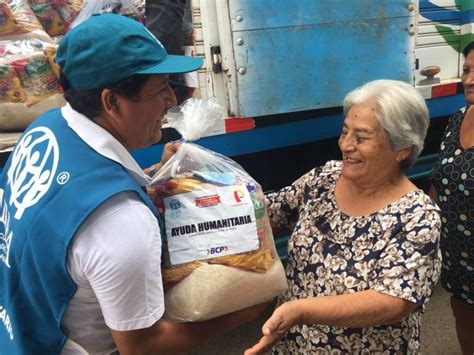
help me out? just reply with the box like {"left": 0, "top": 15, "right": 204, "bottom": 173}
{"left": 267, "top": 161, "right": 442, "bottom": 354}
{"left": 431, "top": 106, "right": 474, "bottom": 305}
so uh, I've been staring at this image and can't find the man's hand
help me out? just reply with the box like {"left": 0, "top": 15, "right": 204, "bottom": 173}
{"left": 160, "top": 141, "right": 182, "bottom": 166}
{"left": 144, "top": 141, "right": 182, "bottom": 177}
{"left": 227, "top": 301, "right": 271, "bottom": 325}
{"left": 244, "top": 301, "right": 300, "bottom": 355}
{"left": 112, "top": 301, "right": 272, "bottom": 354}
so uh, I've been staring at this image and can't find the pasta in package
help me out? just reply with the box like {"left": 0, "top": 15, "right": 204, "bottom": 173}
{"left": 28, "top": 0, "right": 83, "bottom": 37}
{"left": 0, "top": 0, "right": 52, "bottom": 42}
{"left": 0, "top": 39, "right": 64, "bottom": 130}
{"left": 148, "top": 99, "right": 287, "bottom": 321}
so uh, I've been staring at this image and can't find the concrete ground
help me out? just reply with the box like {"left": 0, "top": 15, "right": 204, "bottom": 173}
{"left": 420, "top": 284, "right": 462, "bottom": 355}
{"left": 189, "top": 284, "right": 462, "bottom": 355}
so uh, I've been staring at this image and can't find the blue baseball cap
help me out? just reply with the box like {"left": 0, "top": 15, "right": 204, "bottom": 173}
{"left": 56, "top": 13, "right": 203, "bottom": 90}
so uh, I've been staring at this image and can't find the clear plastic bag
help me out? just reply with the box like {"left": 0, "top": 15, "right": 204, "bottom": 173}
{"left": 29, "top": 2, "right": 67, "bottom": 37}
{"left": 0, "top": 39, "right": 64, "bottom": 130}
{"left": 69, "top": 0, "right": 143, "bottom": 29}
{"left": 1, "top": 0, "right": 52, "bottom": 42}
{"left": 148, "top": 98, "right": 287, "bottom": 321}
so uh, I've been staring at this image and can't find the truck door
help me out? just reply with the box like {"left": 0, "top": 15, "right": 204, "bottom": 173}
{"left": 194, "top": 0, "right": 416, "bottom": 118}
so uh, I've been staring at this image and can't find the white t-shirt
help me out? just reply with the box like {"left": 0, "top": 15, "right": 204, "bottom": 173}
{"left": 59, "top": 105, "right": 164, "bottom": 354}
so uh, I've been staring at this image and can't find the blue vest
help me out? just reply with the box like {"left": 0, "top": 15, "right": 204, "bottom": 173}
{"left": 0, "top": 109, "right": 158, "bottom": 354}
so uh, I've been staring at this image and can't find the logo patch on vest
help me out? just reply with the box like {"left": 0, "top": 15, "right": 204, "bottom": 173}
{"left": 7, "top": 126, "right": 59, "bottom": 219}
{"left": 1, "top": 127, "right": 59, "bottom": 268}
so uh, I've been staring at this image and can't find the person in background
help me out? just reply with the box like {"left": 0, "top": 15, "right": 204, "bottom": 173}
{"left": 146, "top": 0, "right": 192, "bottom": 104}
{"left": 0, "top": 14, "right": 265, "bottom": 355}
{"left": 429, "top": 41, "right": 474, "bottom": 355}
{"left": 245, "top": 79, "right": 442, "bottom": 354}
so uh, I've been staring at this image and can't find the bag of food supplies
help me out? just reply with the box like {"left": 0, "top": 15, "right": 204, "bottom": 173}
{"left": 1, "top": 0, "right": 52, "bottom": 42}
{"left": 0, "top": 39, "right": 64, "bottom": 131}
{"left": 147, "top": 98, "right": 287, "bottom": 322}
{"left": 69, "top": 0, "right": 143, "bottom": 29}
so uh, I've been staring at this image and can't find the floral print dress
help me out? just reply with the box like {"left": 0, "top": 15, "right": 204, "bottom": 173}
{"left": 267, "top": 161, "right": 442, "bottom": 354}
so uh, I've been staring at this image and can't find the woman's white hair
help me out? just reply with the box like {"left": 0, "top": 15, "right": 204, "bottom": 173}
{"left": 342, "top": 79, "right": 429, "bottom": 171}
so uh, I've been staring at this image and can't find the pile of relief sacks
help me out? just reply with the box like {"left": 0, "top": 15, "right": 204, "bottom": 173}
{"left": 0, "top": 0, "right": 144, "bottom": 134}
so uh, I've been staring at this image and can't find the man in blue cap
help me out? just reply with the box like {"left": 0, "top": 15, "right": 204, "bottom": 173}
{"left": 0, "top": 14, "right": 265, "bottom": 354}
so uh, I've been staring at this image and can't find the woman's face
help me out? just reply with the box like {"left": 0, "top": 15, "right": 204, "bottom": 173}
{"left": 338, "top": 103, "right": 401, "bottom": 185}
{"left": 462, "top": 50, "right": 474, "bottom": 104}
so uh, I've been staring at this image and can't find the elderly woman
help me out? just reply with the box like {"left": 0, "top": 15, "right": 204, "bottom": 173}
{"left": 245, "top": 79, "right": 442, "bottom": 354}
{"left": 429, "top": 41, "right": 474, "bottom": 354}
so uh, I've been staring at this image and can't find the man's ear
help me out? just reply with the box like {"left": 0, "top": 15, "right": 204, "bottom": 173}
{"left": 101, "top": 89, "right": 120, "bottom": 116}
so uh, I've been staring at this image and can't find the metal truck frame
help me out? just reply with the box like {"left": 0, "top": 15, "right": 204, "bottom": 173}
{"left": 132, "top": 0, "right": 471, "bottom": 197}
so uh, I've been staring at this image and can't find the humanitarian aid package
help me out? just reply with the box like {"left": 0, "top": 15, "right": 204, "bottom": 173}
{"left": 148, "top": 98, "right": 288, "bottom": 321}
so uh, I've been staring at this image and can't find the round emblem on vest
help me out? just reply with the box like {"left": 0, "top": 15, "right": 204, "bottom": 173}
{"left": 9, "top": 126, "right": 59, "bottom": 220}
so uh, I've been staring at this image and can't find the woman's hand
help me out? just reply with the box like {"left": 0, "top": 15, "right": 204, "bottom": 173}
{"left": 245, "top": 290, "right": 418, "bottom": 355}
{"left": 244, "top": 301, "right": 300, "bottom": 355}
